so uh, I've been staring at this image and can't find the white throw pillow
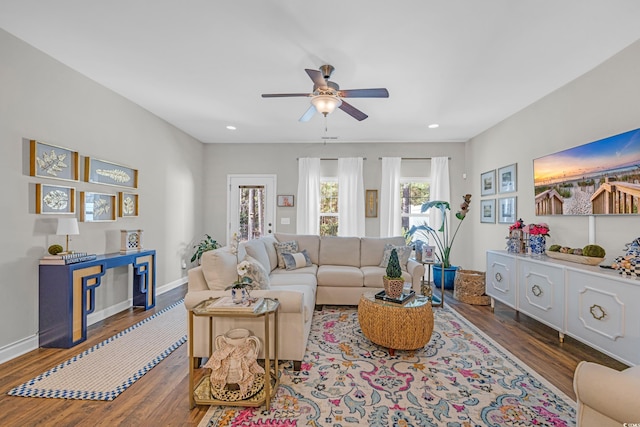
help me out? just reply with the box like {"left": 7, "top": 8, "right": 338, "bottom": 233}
{"left": 241, "top": 255, "right": 271, "bottom": 290}
{"left": 379, "top": 244, "right": 412, "bottom": 270}
{"left": 200, "top": 248, "right": 238, "bottom": 291}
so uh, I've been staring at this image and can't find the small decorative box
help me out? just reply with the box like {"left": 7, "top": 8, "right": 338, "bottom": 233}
{"left": 120, "top": 229, "right": 143, "bottom": 254}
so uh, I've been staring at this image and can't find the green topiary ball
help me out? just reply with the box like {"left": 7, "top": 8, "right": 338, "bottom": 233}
{"left": 48, "top": 244, "right": 64, "bottom": 255}
{"left": 582, "top": 244, "right": 606, "bottom": 258}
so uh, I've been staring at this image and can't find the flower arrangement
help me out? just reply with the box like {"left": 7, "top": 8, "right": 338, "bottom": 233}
{"left": 229, "top": 233, "right": 253, "bottom": 287}
{"left": 523, "top": 223, "right": 550, "bottom": 237}
{"left": 408, "top": 194, "right": 472, "bottom": 268}
{"left": 509, "top": 218, "right": 525, "bottom": 232}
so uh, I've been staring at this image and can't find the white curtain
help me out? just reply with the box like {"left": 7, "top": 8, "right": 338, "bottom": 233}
{"left": 429, "top": 156, "right": 451, "bottom": 244}
{"left": 337, "top": 157, "right": 365, "bottom": 237}
{"left": 296, "top": 158, "right": 321, "bottom": 234}
{"left": 379, "top": 157, "right": 401, "bottom": 237}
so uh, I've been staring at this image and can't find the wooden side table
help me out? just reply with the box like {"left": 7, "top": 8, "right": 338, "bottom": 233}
{"left": 358, "top": 292, "right": 434, "bottom": 355}
{"left": 188, "top": 297, "right": 280, "bottom": 410}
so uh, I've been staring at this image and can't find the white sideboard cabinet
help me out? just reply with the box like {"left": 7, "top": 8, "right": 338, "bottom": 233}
{"left": 486, "top": 250, "right": 640, "bottom": 366}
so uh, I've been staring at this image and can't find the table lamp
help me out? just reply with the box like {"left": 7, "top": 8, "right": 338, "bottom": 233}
{"left": 57, "top": 217, "right": 79, "bottom": 253}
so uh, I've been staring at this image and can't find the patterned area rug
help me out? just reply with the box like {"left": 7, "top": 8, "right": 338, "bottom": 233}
{"left": 200, "top": 305, "right": 575, "bottom": 426}
{"left": 8, "top": 300, "right": 186, "bottom": 401}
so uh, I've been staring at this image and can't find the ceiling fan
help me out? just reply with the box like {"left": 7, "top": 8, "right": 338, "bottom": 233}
{"left": 261, "top": 64, "right": 389, "bottom": 122}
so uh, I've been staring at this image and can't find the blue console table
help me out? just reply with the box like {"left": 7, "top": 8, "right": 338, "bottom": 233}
{"left": 39, "top": 250, "right": 156, "bottom": 348}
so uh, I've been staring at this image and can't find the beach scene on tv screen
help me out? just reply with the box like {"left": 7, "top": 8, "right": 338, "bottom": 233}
{"left": 533, "top": 127, "right": 640, "bottom": 216}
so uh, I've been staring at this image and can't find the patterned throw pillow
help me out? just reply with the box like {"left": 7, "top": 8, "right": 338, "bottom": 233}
{"left": 274, "top": 240, "right": 298, "bottom": 269}
{"left": 379, "top": 244, "right": 412, "bottom": 270}
{"left": 282, "top": 249, "right": 312, "bottom": 270}
{"left": 241, "top": 255, "right": 270, "bottom": 290}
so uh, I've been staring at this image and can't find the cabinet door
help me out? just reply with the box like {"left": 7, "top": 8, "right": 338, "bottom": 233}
{"left": 566, "top": 269, "right": 640, "bottom": 366}
{"left": 486, "top": 251, "right": 516, "bottom": 308}
{"left": 518, "top": 259, "right": 564, "bottom": 331}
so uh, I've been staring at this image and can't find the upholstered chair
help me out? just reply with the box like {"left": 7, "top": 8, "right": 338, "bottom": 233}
{"left": 573, "top": 361, "right": 640, "bottom": 426}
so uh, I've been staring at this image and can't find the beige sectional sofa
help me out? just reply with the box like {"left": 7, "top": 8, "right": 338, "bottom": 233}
{"left": 185, "top": 232, "right": 425, "bottom": 368}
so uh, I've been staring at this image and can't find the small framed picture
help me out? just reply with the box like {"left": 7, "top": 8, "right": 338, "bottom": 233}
{"left": 365, "top": 189, "right": 378, "bottom": 218}
{"left": 30, "top": 140, "right": 79, "bottom": 182}
{"left": 277, "top": 195, "right": 294, "bottom": 207}
{"left": 480, "top": 199, "right": 496, "bottom": 223}
{"left": 480, "top": 170, "right": 496, "bottom": 196}
{"left": 498, "top": 197, "right": 517, "bottom": 224}
{"left": 498, "top": 163, "right": 517, "bottom": 193}
{"left": 80, "top": 192, "right": 117, "bottom": 222}
{"left": 118, "top": 192, "right": 139, "bottom": 217}
{"left": 35, "top": 183, "right": 76, "bottom": 214}
{"left": 422, "top": 245, "right": 435, "bottom": 262}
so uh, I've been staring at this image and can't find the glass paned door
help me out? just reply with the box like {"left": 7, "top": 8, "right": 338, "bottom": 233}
{"left": 228, "top": 175, "right": 276, "bottom": 244}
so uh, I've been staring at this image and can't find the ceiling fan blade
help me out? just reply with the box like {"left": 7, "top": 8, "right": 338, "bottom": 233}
{"left": 339, "top": 88, "right": 389, "bottom": 98}
{"left": 299, "top": 105, "right": 317, "bottom": 122}
{"left": 261, "top": 93, "right": 310, "bottom": 98}
{"left": 305, "top": 69, "right": 327, "bottom": 88}
{"left": 339, "top": 100, "right": 368, "bottom": 121}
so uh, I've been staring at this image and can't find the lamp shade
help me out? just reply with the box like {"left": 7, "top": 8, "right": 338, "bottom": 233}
{"left": 57, "top": 218, "right": 79, "bottom": 236}
{"left": 310, "top": 95, "right": 342, "bottom": 116}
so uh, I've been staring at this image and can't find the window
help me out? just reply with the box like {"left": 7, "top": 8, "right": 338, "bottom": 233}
{"left": 320, "top": 179, "right": 338, "bottom": 236}
{"left": 400, "top": 179, "right": 430, "bottom": 241}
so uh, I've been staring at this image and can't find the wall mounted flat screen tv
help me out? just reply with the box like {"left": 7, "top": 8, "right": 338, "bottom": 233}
{"left": 533, "top": 127, "right": 640, "bottom": 216}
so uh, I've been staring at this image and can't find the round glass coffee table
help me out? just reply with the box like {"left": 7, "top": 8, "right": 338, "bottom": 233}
{"left": 358, "top": 291, "right": 434, "bottom": 355}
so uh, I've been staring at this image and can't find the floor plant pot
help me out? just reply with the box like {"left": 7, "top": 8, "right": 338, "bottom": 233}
{"left": 433, "top": 265, "right": 459, "bottom": 290}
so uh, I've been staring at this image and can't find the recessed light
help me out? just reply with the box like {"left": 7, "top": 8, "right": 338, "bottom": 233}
{"left": 428, "top": 123, "right": 439, "bottom": 129}
{"left": 226, "top": 125, "right": 237, "bottom": 130}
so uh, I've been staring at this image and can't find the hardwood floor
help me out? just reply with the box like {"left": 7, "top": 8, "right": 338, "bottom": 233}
{"left": 0, "top": 285, "right": 627, "bottom": 427}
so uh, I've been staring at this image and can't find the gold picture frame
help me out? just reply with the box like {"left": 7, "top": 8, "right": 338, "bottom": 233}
{"left": 35, "top": 183, "right": 76, "bottom": 214}
{"left": 30, "top": 140, "right": 79, "bottom": 182}
{"left": 118, "top": 192, "right": 139, "bottom": 217}
{"left": 80, "top": 191, "right": 117, "bottom": 222}
{"left": 365, "top": 189, "right": 378, "bottom": 218}
{"left": 84, "top": 157, "right": 138, "bottom": 189}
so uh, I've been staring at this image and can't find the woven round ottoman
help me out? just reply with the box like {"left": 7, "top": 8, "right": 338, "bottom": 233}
{"left": 358, "top": 292, "right": 434, "bottom": 355}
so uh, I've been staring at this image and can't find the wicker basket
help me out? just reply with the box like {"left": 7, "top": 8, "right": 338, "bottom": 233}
{"left": 453, "top": 269, "right": 490, "bottom": 305}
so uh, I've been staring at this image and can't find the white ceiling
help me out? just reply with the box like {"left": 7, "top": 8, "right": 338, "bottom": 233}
{"left": 2, "top": 1, "right": 640, "bottom": 144}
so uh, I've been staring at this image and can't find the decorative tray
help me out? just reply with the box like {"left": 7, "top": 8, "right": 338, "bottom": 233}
{"left": 375, "top": 290, "right": 415, "bottom": 304}
{"left": 545, "top": 251, "right": 604, "bottom": 266}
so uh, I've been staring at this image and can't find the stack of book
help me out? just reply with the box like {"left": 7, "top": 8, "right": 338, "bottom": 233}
{"left": 205, "top": 297, "right": 265, "bottom": 313}
{"left": 39, "top": 252, "right": 97, "bottom": 265}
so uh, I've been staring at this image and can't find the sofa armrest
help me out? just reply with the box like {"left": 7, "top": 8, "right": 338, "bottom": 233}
{"left": 574, "top": 361, "right": 640, "bottom": 424}
{"left": 406, "top": 259, "right": 425, "bottom": 278}
{"left": 187, "top": 266, "right": 209, "bottom": 292}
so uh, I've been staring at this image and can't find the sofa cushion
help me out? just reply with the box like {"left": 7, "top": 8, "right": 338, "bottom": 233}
{"left": 317, "top": 265, "right": 363, "bottom": 287}
{"left": 274, "top": 240, "right": 299, "bottom": 269}
{"left": 244, "top": 238, "right": 271, "bottom": 273}
{"left": 360, "top": 236, "right": 406, "bottom": 266}
{"left": 283, "top": 249, "right": 312, "bottom": 270}
{"left": 200, "top": 248, "right": 237, "bottom": 291}
{"left": 319, "top": 236, "right": 361, "bottom": 267}
{"left": 241, "top": 255, "right": 271, "bottom": 289}
{"left": 275, "top": 233, "right": 320, "bottom": 265}
{"left": 270, "top": 265, "right": 318, "bottom": 276}
{"left": 379, "top": 243, "right": 412, "bottom": 270}
{"left": 261, "top": 235, "right": 279, "bottom": 271}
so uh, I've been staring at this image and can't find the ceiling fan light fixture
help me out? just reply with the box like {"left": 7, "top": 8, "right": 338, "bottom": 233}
{"left": 311, "top": 95, "right": 342, "bottom": 116}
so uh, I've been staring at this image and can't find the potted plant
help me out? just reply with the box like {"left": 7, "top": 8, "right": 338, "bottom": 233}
{"left": 190, "top": 234, "right": 220, "bottom": 264}
{"left": 408, "top": 194, "right": 472, "bottom": 289}
{"left": 383, "top": 248, "right": 405, "bottom": 298}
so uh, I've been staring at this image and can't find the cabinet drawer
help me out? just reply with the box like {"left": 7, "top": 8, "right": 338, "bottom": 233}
{"left": 518, "top": 259, "right": 564, "bottom": 330}
{"left": 486, "top": 252, "right": 516, "bottom": 308}
{"left": 566, "top": 269, "right": 640, "bottom": 366}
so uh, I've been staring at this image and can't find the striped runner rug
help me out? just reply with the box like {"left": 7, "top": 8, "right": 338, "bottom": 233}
{"left": 8, "top": 299, "right": 186, "bottom": 401}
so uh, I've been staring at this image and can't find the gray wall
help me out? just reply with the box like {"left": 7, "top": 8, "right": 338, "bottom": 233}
{"left": 0, "top": 29, "right": 204, "bottom": 362}
{"left": 203, "top": 141, "right": 470, "bottom": 244}
{"left": 466, "top": 39, "right": 640, "bottom": 271}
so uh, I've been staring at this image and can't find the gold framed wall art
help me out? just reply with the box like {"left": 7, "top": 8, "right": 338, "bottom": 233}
{"left": 84, "top": 157, "right": 138, "bottom": 189}
{"left": 30, "top": 140, "right": 79, "bottom": 182}
{"left": 80, "top": 191, "right": 117, "bottom": 222}
{"left": 35, "top": 183, "right": 76, "bottom": 214}
{"left": 118, "top": 192, "right": 139, "bottom": 217}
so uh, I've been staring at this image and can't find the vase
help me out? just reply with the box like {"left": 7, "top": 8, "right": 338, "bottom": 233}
{"left": 231, "top": 287, "right": 248, "bottom": 304}
{"left": 433, "top": 265, "right": 459, "bottom": 290}
{"left": 529, "top": 235, "right": 546, "bottom": 257}
{"left": 383, "top": 277, "right": 405, "bottom": 298}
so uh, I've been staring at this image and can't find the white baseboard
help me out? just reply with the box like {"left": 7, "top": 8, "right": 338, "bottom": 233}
{"left": 0, "top": 278, "right": 187, "bottom": 366}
